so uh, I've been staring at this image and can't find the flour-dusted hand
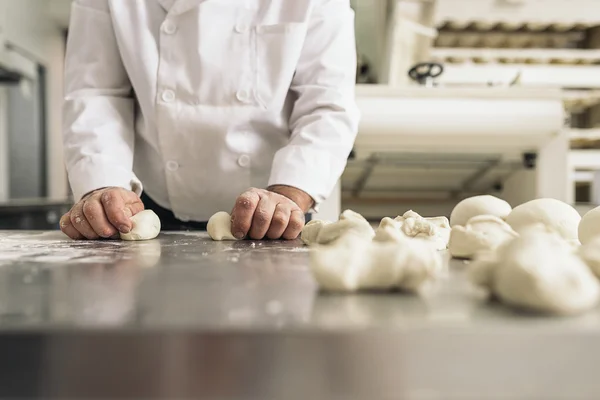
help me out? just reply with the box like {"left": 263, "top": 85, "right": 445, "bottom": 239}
{"left": 230, "top": 186, "right": 314, "bottom": 240}
{"left": 60, "top": 187, "right": 145, "bottom": 240}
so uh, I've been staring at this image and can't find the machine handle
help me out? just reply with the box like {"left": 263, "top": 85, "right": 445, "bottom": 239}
{"left": 408, "top": 62, "right": 444, "bottom": 85}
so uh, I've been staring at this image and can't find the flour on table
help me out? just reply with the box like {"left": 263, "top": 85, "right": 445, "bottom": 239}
{"left": 301, "top": 210, "right": 374, "bottom": 245}
{"left": 374, "top": 210, "right": 450, "bottom": 251}
{"left": 310, "top": 233, "right": 444, "bottom": 292}
{"left": 448, "top": 215, "right": 518, "bottom": 259}
{"left": 207, "top": 211, "right": 240, "bottom": 241}
{"left": 450, "top": 195, "right": 512, "bottom": 227}
{"left": 469, "top": 226, "right": 600, "bottom": 315}
{"left": 120, "top": 210, "right": 161, "bottom": 241}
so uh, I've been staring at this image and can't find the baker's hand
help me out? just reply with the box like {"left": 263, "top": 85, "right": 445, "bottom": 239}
{"left": 231, "top": 186, "right": 314, "bottom": 240}
{"left": 60, "top": 187, "right": 144, "bottom": 240}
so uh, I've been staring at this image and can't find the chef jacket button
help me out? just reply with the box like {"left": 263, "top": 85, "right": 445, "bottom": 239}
{"left": 162, "top": 20, "right": 178, "bottom": 34}
{"left": 166, "top": 160, "right": 179, "bottom": 171}
{"left": 237, "top": 154, "right": 251, "bottom": 168}
{"left": 236, "top": 89, "right": 251, "bottom": 103}
{"left": 234, "top": 23, "right": 249, "bottom": 34}
{"left": 162, "top": 90, "right": 176, "bottom": 103}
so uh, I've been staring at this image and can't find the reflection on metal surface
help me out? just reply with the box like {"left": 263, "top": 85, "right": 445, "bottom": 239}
{"left": 0, "top": 232, "right": 599, "bottom": 398}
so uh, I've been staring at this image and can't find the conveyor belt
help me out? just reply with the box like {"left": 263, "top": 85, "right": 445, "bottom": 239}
{"left": 0, "top": 231, "right": 599, "bottom": 398}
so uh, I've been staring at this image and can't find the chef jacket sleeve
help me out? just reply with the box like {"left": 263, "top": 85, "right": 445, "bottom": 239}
{"left": 63, "top": 0, "right": 142, "bottom": 202}
{"left": 267, "top": 0, "right": 360, "bottom": 208}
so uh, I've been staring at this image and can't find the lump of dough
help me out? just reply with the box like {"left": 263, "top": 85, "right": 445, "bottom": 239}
{"left": 578, "top": 206, "right": 600, "bottom": 245}
{"left": 448, "top": 215, "right": 518, "bottom": 259}
{"left": 301, "top": 220, "right": 331, "bottom": 245}
{"left": 469, "top": 226, "right": 600, "bottom": 315}
{"left": 120, "top": 210, "right": 161, "bottom": 241}
{"left": 207, "top": 211, "right": 240, "bottom": 241}
{"left": 301, "top": 210, "right": 374, "bottom": 245}
{"left": 310, "top": 233, "right": 444, "bottom": 292}
{"left": 373, "top": 217, "right": 408, "bottom": 243}
{"left": 450, "top": 195, "right": 512, "bottom": 227}
{"left": 578, "top": 237, "right": 600, "bottom": 279}
{"left": 505, "top": 198, "right": 581, "bottom": 244}
{"left": 374, "top": 211, "right": 450, "bottom": 251}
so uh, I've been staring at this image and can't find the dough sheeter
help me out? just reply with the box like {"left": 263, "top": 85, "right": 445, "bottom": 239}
{"left": 0, "top": 231, "right": 599, "bottom": 399}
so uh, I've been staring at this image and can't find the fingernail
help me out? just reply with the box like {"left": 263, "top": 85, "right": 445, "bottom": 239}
{"left": 234, "top": 232, "right": 245, "bottom": 239}
{"left": 119, "top": 225, "right": 131, "bottom": 234}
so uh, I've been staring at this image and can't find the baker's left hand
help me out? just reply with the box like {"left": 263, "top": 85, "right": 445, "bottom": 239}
{"left": 231, "top": 186, "right": 314, "bottom": 240}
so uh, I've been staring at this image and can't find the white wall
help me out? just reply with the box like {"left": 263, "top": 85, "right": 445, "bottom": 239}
{"left": 0, "top": 0, "right": 68, "bottom": 200}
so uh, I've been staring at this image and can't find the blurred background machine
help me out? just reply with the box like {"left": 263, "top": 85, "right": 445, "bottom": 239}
{"left": 348, "top": 0, "right": 600, "bottom": 219}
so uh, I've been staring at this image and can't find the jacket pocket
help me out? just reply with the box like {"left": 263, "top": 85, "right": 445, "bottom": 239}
{"left": 254, "top": 22, "right": 307, "bottom": 109}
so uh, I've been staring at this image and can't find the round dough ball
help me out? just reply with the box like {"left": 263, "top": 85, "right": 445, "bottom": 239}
{"left": 578, "top": 206, "right": 600, "bottom": 245}
{"left": 207, "top": 211, "right": 239, "bottom": 241}
{"left": 505, "top": 198, "right": 581, "bottom": 243}
{"left": 450, "top": 195, "right": 512, "bottom": 227}
{"left": 120, "top": 210, "right": 161, "bottom": 241}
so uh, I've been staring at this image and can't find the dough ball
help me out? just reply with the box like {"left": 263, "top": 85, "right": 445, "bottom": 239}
{"left": 120, "top": 210, "right": 161, "bottom": 241}
{"left": 374, "top": 211, "right": 450, "bottom": 251}
{"left": 207, "top": 211, "right": 240, "bottom": 241}
{"left": 505, "top": 198, "right": 581, "bottom": 243}
{"left": 469, "top": 227, "right": 600, "bottom": 315}
{"left": 373, "top": 217, "right": 408, "bottom": 243}
{"left": 310, "top": 233, "right": 444, "bottom": 292}
{"left": 579, "top": 237, "right": 600, "bottom": 279}
{"left": 301, "top": 220, "right": 331, "bottom": 245}
{"left": 448, "top": 215, "right": 518, "bottom": 259}
{"left": 450, "top": 195, "right": 512, "bottom": 227}
{"left": 301, "top": 210, "right": 374, "bottom": 246}
{"left": 578, "top": 206, "right": 600, "bottom": 245}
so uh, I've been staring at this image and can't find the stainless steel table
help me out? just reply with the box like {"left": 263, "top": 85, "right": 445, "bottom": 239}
{"left": 0, "top": 231, "right": 599, "bottom": 399}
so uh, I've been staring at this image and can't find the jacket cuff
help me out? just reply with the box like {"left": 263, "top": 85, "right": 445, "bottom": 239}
{"left": 67, "top": 156, "right": 142, "bottom": 202}
{"left": 268, "top": 145, "right": 344, "bottom": 211}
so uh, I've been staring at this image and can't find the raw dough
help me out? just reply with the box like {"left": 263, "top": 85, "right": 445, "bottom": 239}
{"left": 578, "top": 206, "right": 600, "bottom": 245}
{"left": 310, "top": 233, "right": 444, "bottom": 292}
{"left": 469, "top": 226, "right": 600, "bottom": 315}
{"left": 301, "top": 220, "right": 331, "bottom": 245}
{"left": 207, "top": 211, "right": 240, "bottom": 241}
{"left": 120, "top": 210, "right": 161, "bottom": 241}
{"left": 448, "top": 215, "right": 519, "bottom": 259}
{"left": 505, "top": 198, "right": 581, "bottom": 244}
{"left": 374, "top": 211, "right": 450, "bottom": 251}
{"left": 578, "top": 237, "right": 600, "bottom": 279}
{"left": 450, "top": 195, "right": 512, "bottom": 227}
{"left": 301, "top": 210, "right": 374, "bottom": 245}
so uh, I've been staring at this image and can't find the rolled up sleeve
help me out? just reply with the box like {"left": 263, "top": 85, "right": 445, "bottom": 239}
{"left": 63, "top": 0, "right": 141, "bottom": 201}
{"left": 268, "top": 0, "right": 360, "bottom": 206}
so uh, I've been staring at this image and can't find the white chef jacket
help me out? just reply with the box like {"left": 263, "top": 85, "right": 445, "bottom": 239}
{"left": 63, "top": 0, "right": 360, "bottom": 221}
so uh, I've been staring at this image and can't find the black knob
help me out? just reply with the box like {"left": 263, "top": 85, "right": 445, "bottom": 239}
{"left": 408, "top": 62, "right": 444, "bottom": 84}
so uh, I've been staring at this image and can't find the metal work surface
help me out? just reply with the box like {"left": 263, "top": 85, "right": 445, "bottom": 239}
{"left": 0, "top": 231, "right": 599, "bottom": 399}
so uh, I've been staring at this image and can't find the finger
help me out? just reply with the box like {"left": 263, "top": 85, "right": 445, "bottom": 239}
{"left": 69, "top": 203, "right": 99, "bottom": 240}
{"left": 101, "top": 190, "right": 135, "bottom": 233}
{"left": 282, "top": 210, "right": 305, "bottom": 240}
{"left": 82, "top": 197, "right": 118, "bottom": 238}
{"left": 266, "top": 203, "right": 291, "bottom": 240}
{"left": 249, "top": 196, "right": 277, "bottom": 240}
{"left": 60, "top": 212, "right": 84, "bottom": 240}
{"left": 231, "top": 191, "right": 260, "bottom": 239}
{"left": 123, "top": 190, "right": 145, "bottom": 216}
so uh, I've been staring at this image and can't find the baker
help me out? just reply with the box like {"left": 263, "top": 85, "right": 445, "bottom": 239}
{"left": 59, "top": 0, "right": 359, "bottom": 240}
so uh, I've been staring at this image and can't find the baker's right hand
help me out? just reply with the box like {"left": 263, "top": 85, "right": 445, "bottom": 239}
{"left": 60, "top": 187, "right": 145, "bottom": 240}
